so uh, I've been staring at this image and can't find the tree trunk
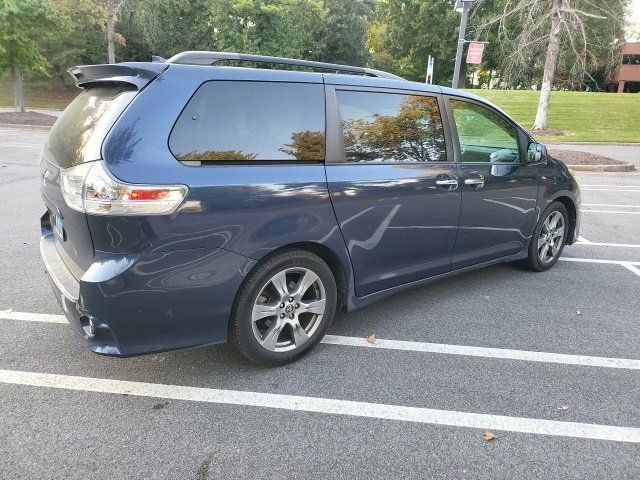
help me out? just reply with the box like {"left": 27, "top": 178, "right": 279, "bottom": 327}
{"left": 533, "top": 0, "right": 564, "bottom": 131}
{"left": 106, "top": 1, "right": 116, "bottom": 63}
{"left": 12, "top": 63, "right": 25, "bottom": 113}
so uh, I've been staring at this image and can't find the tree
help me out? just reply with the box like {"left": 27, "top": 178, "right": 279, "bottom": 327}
{"left": 475, "top": 0, "right": 628, "bottom": 131}
{"left": 371, "top": 0, "right": 460, "bottom": 84}
{"left": 210, "top": 0, "right": 325, "bottom": 59}
{"left": 0, "top": 0, "right": 58, "bottom": 111}
{"left": 309, "top": 0, "right": 373, "bottom": 65}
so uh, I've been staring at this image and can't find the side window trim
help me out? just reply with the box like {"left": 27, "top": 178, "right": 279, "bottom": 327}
{"left": 324, "top": 85, "right": 345, "bottom": 163}
{"left": 328, "top": 86, "right": 451, "bottom": 165}
{"left": 445, "top": 95, "right": 524, "bottom": 165}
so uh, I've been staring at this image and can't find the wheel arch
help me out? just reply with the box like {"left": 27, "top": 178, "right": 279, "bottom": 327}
{"left": 552, "top": 195, "right": 578, "bottom": 245}
{"left": 230, "top": 241, "right": 351, "bottom": 322}
{"left": 271, "top": 242, "right": 350, "bottom": 312}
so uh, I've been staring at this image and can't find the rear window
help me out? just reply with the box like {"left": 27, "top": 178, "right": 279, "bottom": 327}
{"left": 169, "top": 81, "right": 325, "bottom": 162}
{"left": 46, "top": 84, "right": 137, "bottom": 168}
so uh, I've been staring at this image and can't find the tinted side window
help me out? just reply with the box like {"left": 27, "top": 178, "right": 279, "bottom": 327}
{"left": 450, "top": 99, "right": 520, "bottom": 164}
{"left": 337, "top": 91, "right": 447, "bottom": 163}
{"left": 170, "top": 81, "right": 325, "bottom": 162}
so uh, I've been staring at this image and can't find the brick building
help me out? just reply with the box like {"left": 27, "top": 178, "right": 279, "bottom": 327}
{"left": 607, "top": 42, "right": 640, "bottom": 93}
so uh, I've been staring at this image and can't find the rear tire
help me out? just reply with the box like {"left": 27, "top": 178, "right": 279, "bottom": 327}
{"left": 229, "top": 249, "right": 337, "bottom": 366}
{"left": 522, "top": 201, "right": 569, "bottom": 272}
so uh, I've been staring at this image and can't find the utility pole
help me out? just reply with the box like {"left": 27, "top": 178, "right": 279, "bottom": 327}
{"left": 452, "top": 0, "right": 475, "bottom": 89}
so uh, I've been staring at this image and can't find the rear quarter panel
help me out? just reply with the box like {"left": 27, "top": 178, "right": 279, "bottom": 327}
{"left": 102, "top": 65, "right": 353, "bottom": 284}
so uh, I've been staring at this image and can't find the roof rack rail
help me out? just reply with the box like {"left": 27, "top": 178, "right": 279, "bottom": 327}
{"left": 165, "top": 51, "right": 405, "bottom": 81}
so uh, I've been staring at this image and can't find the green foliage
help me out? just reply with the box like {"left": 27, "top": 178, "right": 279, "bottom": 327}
{"left": 0, "top": 0, "right": 59, "bottom": 73}
{"left": 309, "top": 0, "right": 373, "bottom": 65}
{"left": 372, "top": 0, "right": 460, "bottom": 84}
{"left": 127, "top": 0, "right": 216, "bottom": 57}
{"left": 210, "top": 0, "right": 326, "bottom": 59}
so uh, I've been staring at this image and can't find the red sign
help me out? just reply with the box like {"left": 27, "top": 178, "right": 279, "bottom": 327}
{"left": 466, "top": 42, "right": 485, "bottom": 65}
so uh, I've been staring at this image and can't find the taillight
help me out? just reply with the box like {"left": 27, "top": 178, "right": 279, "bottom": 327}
{"left": 60, "top": 161, "right": 188, "bottom": 215}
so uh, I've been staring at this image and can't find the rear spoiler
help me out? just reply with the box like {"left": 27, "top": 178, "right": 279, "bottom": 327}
{"left": 69, "top": 62, "right": 168, "bottom": 89}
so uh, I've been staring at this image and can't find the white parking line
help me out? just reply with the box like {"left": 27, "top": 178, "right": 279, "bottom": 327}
{"left": 580, "top": 185, "right": 640, "bottom": 188}
{"left": 0, "top": 143, "right": 43, "bottom": 148}
{"left": 576, "top": 241, "right": 640, "bottom": 248}
{"left": 582, "top": 204, "right": 640, "bottom": 208}
{"left": 0, "top": 311, "right": 66, "bottom": 323}
{"left": 322, "top": 336, "right": 640, "bottom": 370}
{"left": 581, "top": 210, "right": 640, "bottom": 215}
{"left": 559, "top": 257, "right": 640, "bottom": 266}
{"left": 582, "top": 189, "right": 640, "bottom": 192}
{"left": 3, "top": 310, "right": 639, "bottom": 370}
{"left": 621, "top": 263, "right": 640, "bottom": 277}
{"left": 559, "top": 257, "right": 640, "bottom": 277}
{"left": 1, "top": 369, "right": 639, "bottom": 443}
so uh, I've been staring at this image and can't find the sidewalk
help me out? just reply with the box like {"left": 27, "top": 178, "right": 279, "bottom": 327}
{"left": 548, "top": 144, "right": 640, "bottom": 168}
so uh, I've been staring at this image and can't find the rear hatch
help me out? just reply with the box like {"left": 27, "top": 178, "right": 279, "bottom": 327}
{"left": 41, "top": 63, "right": 167, "bottom": 279}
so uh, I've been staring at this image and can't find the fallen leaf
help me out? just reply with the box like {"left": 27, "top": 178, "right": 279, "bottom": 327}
{"left": 576, "top": 310, "right": 582, "bottom": 315}
{"left": 483, "top": 431, "right": 496, "bottom": 441}
{"left": 558, "top": 405, "right": 569, "bottom": 411}
{"left": 365, "top": 334, "right": 376, "bottom": 344}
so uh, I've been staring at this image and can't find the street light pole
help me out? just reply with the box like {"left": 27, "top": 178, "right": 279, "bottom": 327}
{"left": 452, "top": 0, "right": 474, "bottom": 89}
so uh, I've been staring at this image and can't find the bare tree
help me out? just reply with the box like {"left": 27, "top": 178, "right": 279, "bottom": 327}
{"left": 474, "top": 0, "right": 627, "bottom": 131}
{"left": 104, "top": 0, "right": 127, "bottom": 63}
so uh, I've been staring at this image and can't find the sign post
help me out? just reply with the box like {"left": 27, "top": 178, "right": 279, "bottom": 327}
{"left": 425, "top": 55, "right": 434, "bottom": 84}
{"left": 452, "top": 0, "right": 475, "bottom": 89}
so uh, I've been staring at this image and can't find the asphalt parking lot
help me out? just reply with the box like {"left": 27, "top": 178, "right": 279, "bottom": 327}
{"left": 1, "top": 127, "right": 639, "bottom": 479}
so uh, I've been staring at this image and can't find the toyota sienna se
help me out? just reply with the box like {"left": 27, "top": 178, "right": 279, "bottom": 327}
{"left": 40, "top": 52, "right": 581, "bottom": 365}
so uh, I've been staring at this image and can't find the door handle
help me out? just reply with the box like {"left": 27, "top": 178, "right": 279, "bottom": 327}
{"left": 464, "top": 175, "right": 485, "bottom": 188}
{"left": 435, "top": 175, "right": 459, "bottom": 190}
{"left": 436, "top": 179, "right": 458, "bottom": 186}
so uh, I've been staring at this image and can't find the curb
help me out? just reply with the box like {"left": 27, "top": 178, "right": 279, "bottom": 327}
{"left": 0, "top": 123, "right": 52, "bottom": 131}
{"left": 567, "top": 163, "right": 635, "bottom": 172}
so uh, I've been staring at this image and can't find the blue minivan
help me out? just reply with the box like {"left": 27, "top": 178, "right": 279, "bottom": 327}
{"left": 40, "top": 52, "right": 581, "bottom": 365}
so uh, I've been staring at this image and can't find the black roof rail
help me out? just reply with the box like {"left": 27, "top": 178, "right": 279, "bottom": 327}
{"left": 165, "top": 51, "right": 405, "bottom": 81}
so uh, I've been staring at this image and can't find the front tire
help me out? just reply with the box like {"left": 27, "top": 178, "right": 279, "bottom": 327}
{"left": 522, "top": 201, "right": 569, "bottom": 272}
{"left": 229, "top": 249, "right": 337, "bottom": 366}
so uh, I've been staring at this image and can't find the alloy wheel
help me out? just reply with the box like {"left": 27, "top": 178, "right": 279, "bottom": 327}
{"left": 537, "top": 211, "right": 565, "bottom": 264}
{"left": 251, "top": 267, "right": 326, "bottom": 352}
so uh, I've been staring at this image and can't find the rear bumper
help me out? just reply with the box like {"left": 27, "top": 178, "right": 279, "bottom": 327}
{"left": 40, "top": 212, "right": 256, "bottom": 357}
{"left": 41, "top": 231, "right": 123, "bottom": 355}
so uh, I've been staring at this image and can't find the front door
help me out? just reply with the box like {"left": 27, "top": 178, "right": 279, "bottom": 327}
{"left": 325, "top": 87, "right": 461, "bottom": 297}
{"left": 447, "top": 97, "right": 539, "bottom": 269}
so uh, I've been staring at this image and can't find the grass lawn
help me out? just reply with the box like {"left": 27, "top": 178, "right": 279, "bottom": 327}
{"left": 467, "top": 89, "right": 640, "bottom": 144}
{"left": 0, "top": 77, "right": 78, "bottom": 110}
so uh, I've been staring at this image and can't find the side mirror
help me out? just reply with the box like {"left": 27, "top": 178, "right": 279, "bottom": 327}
{"left": 527, "top": 142, "right": 547, "bottom": 163}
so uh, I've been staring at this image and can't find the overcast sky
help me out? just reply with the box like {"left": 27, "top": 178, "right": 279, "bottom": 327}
{"left": 630, "top": 0, "right": 640, "bottom": 40}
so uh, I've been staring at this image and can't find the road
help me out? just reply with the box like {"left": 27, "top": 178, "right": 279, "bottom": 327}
{"left": 1, "top": 128, "right": 639, "bottom": 479}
